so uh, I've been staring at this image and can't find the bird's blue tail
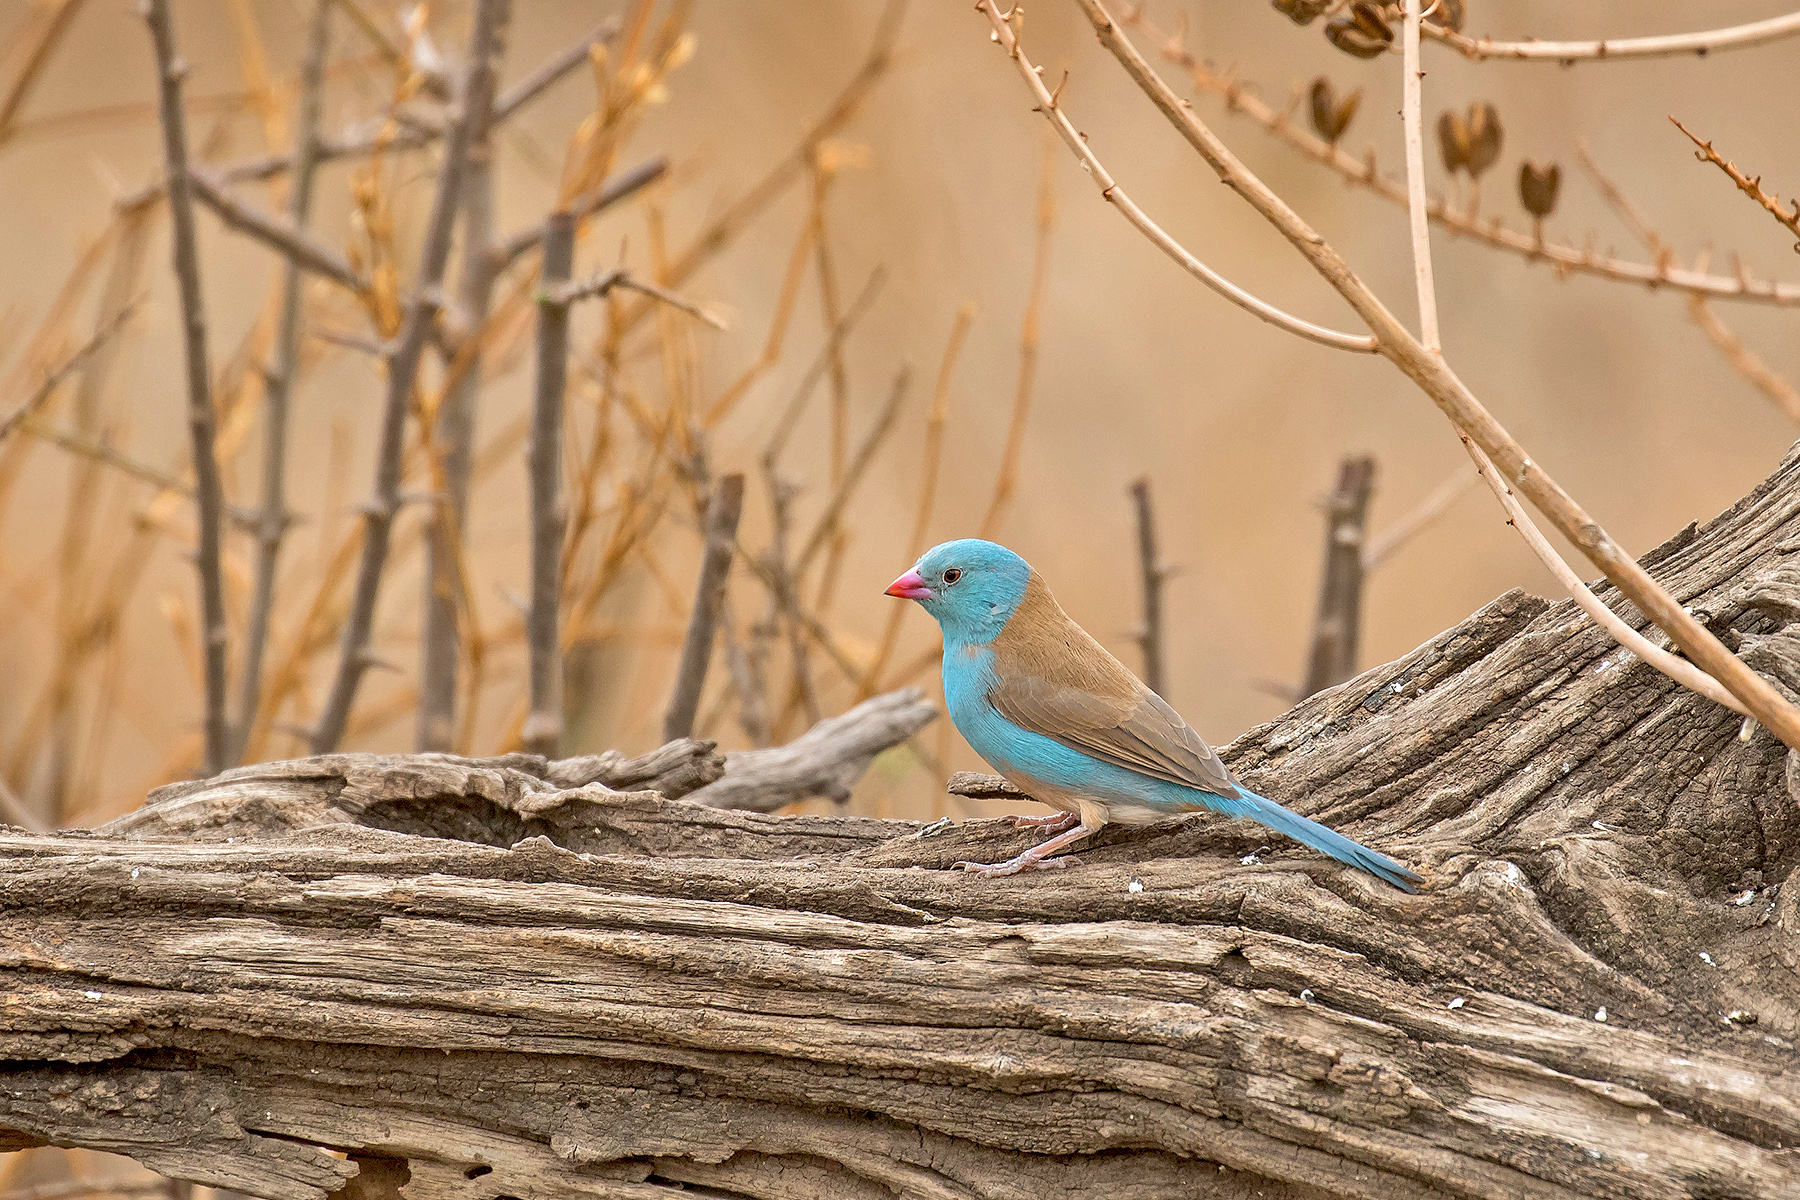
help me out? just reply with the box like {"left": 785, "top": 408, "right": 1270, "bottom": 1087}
{"left": 1223, "top": 789, "right": 1421, "bottom": 892}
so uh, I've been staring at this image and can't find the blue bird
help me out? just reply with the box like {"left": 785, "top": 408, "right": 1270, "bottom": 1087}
{"left": 886, "top": 539, "right": 1419, "bottom": 889}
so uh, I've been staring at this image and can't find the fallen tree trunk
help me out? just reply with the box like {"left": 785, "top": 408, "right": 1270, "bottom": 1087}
{"left": 7, "top": 451, "right": 1800, "bottom": 1198}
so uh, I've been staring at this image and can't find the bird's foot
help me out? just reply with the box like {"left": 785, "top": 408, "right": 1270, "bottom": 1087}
{"left": 954, "top": 852, "right": 1078, "bottom": 877}
{"left": 1010, "top": 810, "right": 1079, "bottom": 832}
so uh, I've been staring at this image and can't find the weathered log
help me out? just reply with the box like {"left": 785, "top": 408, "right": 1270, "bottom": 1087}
{"left": 7, "top": 451, "right": 1800, "bottom": 1199}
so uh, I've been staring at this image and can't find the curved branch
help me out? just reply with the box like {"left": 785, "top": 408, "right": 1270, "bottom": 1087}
{"left": 1426, "top": 10, "right": 1800, "bottom": 62}
{"left": 1048, "top": 0, "right": 1800, "bottom": 748}
{"left": 978, "top": 5, "right": 1377, "bottom": 353}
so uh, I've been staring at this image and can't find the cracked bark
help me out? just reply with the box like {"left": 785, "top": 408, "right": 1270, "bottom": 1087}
{"left": 8, "top": 451, "right": 1800, "bottom": 1198}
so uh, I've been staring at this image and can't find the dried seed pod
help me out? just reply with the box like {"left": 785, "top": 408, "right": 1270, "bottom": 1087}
{"left": 1425, "top": 0, "right": 1466, "bottom": 33}
{"left": 1309, "top": 78, "right": 1362, "bottom": 145}
{"left": 1519, "top": 160, "right": 1561, "bottom": 218}
{"left": 1272, "top": 0, "right": 1332, "bottom": 25}
{"left": 1438, "top": 110, "right": 1468, "bottom": 173}
{"left": 1325, "top": 10, "right": 1392, "bottom": 58}
{"left": 1464, "top": 101, "right": 1503, "bottom": 177}
{"left": 1350, "top": 1, "right": 1392, "bottom": 38}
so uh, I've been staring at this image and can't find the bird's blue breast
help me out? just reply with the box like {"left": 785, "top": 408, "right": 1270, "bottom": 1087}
{"left": 942, "top": 641, "right": 1215, "bottom": 816}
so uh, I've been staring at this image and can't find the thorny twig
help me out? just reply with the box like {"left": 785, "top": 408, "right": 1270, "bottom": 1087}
{"left": 235, "top": 0, "right": 331, "bottom": 765}
{"left": 313, "top": 0, "right": 510, "bottom": 754}
{"left": 1670, "top": 117, "right": 1800, "bottom": 253}
{"left": 142, "top": 0, "right": 230, "bottom": 776}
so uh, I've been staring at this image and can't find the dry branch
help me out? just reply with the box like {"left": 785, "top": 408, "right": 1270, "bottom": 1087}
{"left": 187, "top": 168, "right": 364, "bottom": 294}
{"left": 686, "top": 686, "right": 938, "bottom": 811}
{"left": 418, "top": 4, "right": 506, "bottom": 754}
{"left": 1117, "top": 8, "right": 1800, "bottom": 308}
{"left": 982, "top": 5, "right": 1375, "bottom": 353}
{"left": 523, "top": 210, "right": 575, "bottom": 759}
{"left": 1301, "top": 455, "right": 1374, "bottom": 697}
{"left": 1670, "top": 117, "right": 1800, "bottom": 252}
{"left": 10, "top": 455, "right": 1800, "bottom": 1196}
{"left": 1128, "top": 476, "right": 1168, "bottom": 697}
{"left": 1689, "top": 294, "right": 1800, "bottom": 425}
{"left": 237, "top": 0, "right": 331, "bottom": 767}
{"left": 489, "top": 156, "right": 668, "bottom": 274}
{"left": 142, "top": 0, "right": 229, "bottom": 777}
{"left": 312, "top": 0, "right": 510, "bottom": 755}
{"left": 1426, "top": 10, "right": 1800, "bottom": 63}
{"left": 1038, "top": 0, "right": 1800, "bottom": 750}
{"left": 662, "top": 473, "right": 745, "bottom": 743}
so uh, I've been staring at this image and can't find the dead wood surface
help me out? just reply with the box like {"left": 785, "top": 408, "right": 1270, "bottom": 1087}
{"left": 9, "top": 451, "right": 1800, "bottom": 1198}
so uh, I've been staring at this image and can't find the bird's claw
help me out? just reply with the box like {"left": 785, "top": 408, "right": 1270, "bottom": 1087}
{"left": 953, "top": 853, "right": 1079, "bottom": 877}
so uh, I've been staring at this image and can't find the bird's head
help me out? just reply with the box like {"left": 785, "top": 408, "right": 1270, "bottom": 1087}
{"left": 885, "top": 538, "right": 1031, "bottom": 645}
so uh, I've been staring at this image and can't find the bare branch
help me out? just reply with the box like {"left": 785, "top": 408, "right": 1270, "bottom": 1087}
{"left": 1401, "top": 0, "right": 1438, "bottom": 353}
{"left": 1399, "top": 0, "right": 1752, "bottom": 722}
{"left": 188, "top": 167, "right": 365, "bottom": 294}
{"left": 142, "top": 0, "right": 229, "bottom": 777}
{"left": 1126, "top": 476, "right": 1171, "bottom": 697}
{"left": 980, "top": 6, "right": 1375, "bottom": 353}
{"left": 545, "top": 267, "right": 725, "bottom": 328}
{"left": 236, "top": 0, "right": 331, "bottom": 766}
{"left": 419, "top": 6, "right": 509, "bottom": 753}
{"left": 663, "top": 473, "right": 746, "bottom": 743}
{"left": 1061, "top": 0, "right": 1800, "bottom": 747}
{"left": 1688, "top": 294, "right": 1800, "bottom": 426}
{"left": 1117, "top": 9, "right": 1800, "bottom": 308}
{"left": 1670, "top": 117, "right": 1800, "bottom": 252}
{"left": 489, "top": 155, "right": 669, "bottom": 273}
{"left": 313, "top": 0, "right": 512, "bottom": 755}
{"left": 208, "top": 19, "right": 618, "bottom": 191}
{"left": 686, "top": 687, "right": 939, "bottom": 811}
{"left": 1426, "top": 11, "right": 1800, "bottom": 63}
{"left": 523, "top": 210, "right": 575, "bottom": 759}
{"left": 491, "top": 17, "right": 619, "bottom": 122}
{"left": 1301, "top": 455, "right": 1374, "bottom": 697}
{"left": 1577, "top": 143, "right": 1800, "bottom": 428}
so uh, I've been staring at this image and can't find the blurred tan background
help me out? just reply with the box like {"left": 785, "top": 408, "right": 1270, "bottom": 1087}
{"left": 2, "top": 0, "right": 1798, "bottom": 837}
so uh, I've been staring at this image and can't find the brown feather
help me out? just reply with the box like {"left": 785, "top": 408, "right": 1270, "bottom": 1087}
{"left": 988, "top": 572, "right": 1242, "bottom": 798}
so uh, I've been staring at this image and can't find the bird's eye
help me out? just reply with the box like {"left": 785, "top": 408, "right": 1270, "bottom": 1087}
{"left": 943, "top": 568, "right": 963, "bottom": 586}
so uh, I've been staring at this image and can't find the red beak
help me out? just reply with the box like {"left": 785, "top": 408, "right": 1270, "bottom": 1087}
{"left": 885, "top": 568, "right": 931, "bottom": 600}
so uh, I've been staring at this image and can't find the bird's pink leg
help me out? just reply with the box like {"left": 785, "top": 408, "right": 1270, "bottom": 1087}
{"left": 1010, "top": 810, "right": 1079, "bottom": 832}
{"left": 956, "top": 819, "right": 1103, "bottom": 877}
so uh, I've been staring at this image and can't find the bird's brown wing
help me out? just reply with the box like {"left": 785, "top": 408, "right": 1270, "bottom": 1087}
{"left": 987, "top": 572, "right": 1242, "bottom": 799}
